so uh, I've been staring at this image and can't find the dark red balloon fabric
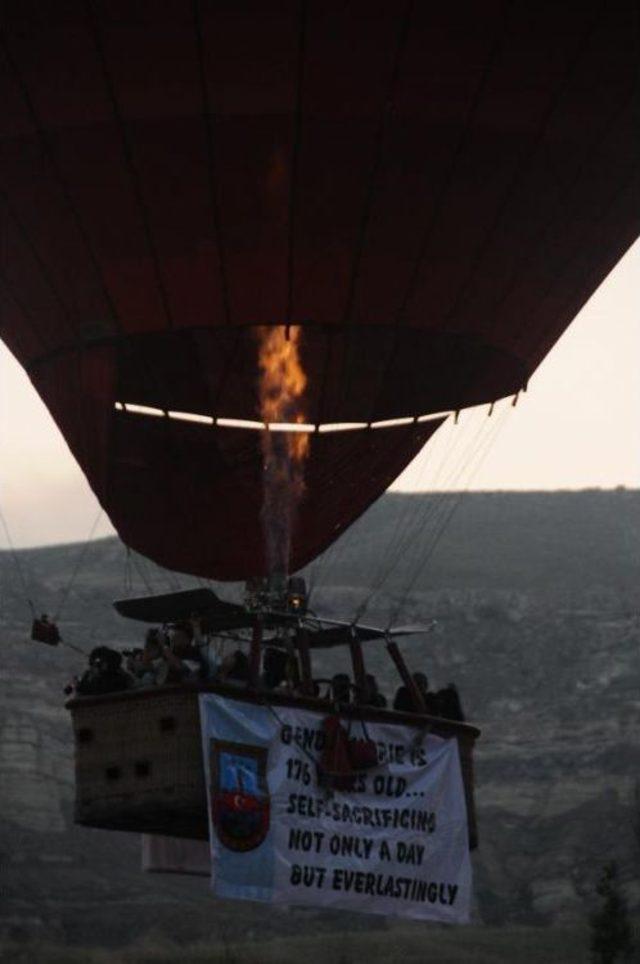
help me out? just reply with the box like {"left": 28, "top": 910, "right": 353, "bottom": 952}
{"left": 0, "top": 2, "right": 638, "bottom": 577}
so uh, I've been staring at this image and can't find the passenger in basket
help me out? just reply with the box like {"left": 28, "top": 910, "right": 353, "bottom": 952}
{"left": 393, "top": 673, "right": 439, "bottom": 714}
{"left": 132, "top": 628, "right": 166, "bottom": 687}
{"left": 436, "top": 682, "right": 465, "bottom": 721}
{"left": 189, "top": 615, "right": 220, "bottom": 679}
{"left": 392, "top": 683, "right": 412, "bottom": 712}
{"left": 161, "top": 621, "right": 204, "bottom": 683}
{"left": 75, "top": 646, "right": 133, "bottom": 696}
{"left": 124, "top": 647, "right": 145, "bottom": 683}
{"left": 219, "top": 649, "right": 250, "bottom": 685}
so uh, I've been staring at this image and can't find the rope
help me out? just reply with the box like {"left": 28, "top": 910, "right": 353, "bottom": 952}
{"left": 266, "top": 702, "right": 322, "bottom": 773}
{"left": 353, "top": 406, "right": 499, "bottom": 625}
{"left": 385, "top": 403, "right": 511, "bottom": 628}
{"left": 57, "top": 637, "right": 90, "bottom": 658}
{"left": 52, "top": 508, "right": 103, "bottom": 622}
{"left": 352, "top": 416, "right": 463, "bottom": 616}
{"left": 0, "top": 499, "right": 35, "bottom": 615}
{"left": 130, "top": 550, "right": 156, "bottom": 595}
{"left": 385, "top": 411, "right": 506, "bottom": 628}
{"left": 307, "top": 420, "right": 441, "bottom": 602}
{"left": 350, "top": 457, "right": 442, "bottom": 623}
{"left": 380, "top": 416, "right": 488, "bottom": 592}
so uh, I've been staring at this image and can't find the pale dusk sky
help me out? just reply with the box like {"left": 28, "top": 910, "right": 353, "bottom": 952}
{"left": 1, "top": 239, "right": 638, "bottom": 549}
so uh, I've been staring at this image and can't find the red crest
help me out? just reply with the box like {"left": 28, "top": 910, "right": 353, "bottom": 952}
{"left": 210, "top": 740, "right": 270, "bottom": 853}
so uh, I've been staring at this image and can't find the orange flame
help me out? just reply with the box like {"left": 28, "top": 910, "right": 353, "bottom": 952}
{"left": 256, "top": 325, "right": 310, "bottom": 575}
{"left": 257, "top": 325, "right": 309, "bottom": 459}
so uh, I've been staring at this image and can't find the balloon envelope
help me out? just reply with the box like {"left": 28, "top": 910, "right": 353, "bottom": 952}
{"left": 0, "top": 1, "right": 638, "bottom": 577}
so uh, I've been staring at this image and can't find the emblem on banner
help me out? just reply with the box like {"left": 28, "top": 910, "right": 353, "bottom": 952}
{"left": 210, "top": 740, "right": 270, "bottom": 852}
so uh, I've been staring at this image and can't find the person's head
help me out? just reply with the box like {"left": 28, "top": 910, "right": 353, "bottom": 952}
{"left": 89, "top": 646, "right": 122, "bottom": 673}
{"left": 413, "top": 672, "right": 429, "bottom": 694}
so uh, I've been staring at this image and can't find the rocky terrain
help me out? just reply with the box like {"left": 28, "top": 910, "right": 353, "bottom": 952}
{"left": 1, "top": 489, "right": 639, "bottom": 948}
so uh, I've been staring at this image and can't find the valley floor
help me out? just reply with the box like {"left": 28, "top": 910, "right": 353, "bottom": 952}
{"left": 0, "top": 924, "right": 605, "bottom": 964}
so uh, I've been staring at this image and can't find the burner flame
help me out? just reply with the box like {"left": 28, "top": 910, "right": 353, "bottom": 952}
{"left": 257, "top": 325, "right": 309, "bottom": 575}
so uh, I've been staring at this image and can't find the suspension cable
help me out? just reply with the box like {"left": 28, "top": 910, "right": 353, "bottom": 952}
{"left": 385, "top": 412, "right": 507, "bottom": 628}
{"left": 52, "top": 508, "right": 104, "bottom": 623}
{"left": 353, "top": 415, "right": 464, "bottom": 612}
{"left": 353, "top": 406, "right": 503, "bottom": 625}
{"left": 0, "top": 498, "right": 35, "bottom": 615}
{"left": 385, "top": 403, "right": 511, "bottom": 628}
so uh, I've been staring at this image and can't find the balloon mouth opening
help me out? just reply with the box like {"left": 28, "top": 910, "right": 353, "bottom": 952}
{"left": 113, "top": 401, "right": 453, "bottom": 432}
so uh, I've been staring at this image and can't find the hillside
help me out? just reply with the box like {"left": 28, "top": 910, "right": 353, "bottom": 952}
{"left": 1, "top": 489, "right": 639, "bottom": 952}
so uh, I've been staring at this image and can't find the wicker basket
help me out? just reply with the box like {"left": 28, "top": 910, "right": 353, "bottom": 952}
{"left": 70, "top": 687, "right": 208, "bottom": 839}
{"left": 69, "top": 686, "right": 479, "bottom": 846}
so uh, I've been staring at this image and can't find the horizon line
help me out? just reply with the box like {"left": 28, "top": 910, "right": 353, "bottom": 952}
{"left": 2, "top": 485, "right": 637, "bottom": 554}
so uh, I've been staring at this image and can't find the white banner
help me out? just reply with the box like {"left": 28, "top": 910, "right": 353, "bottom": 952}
{"left": 199, "top": 694, "right": 471, "bottom": 923}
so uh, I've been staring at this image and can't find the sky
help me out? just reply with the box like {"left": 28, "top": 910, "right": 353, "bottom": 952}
{"left": 0, "top": 238, "right": 638, "bottom": 549}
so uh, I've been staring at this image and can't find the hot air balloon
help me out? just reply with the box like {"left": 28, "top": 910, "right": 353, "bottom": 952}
{"left": 1, "top": 1, "right": 637, "bottom": 579}
{"left": 2, "top": 1, "right": 638, "bottom": 908}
